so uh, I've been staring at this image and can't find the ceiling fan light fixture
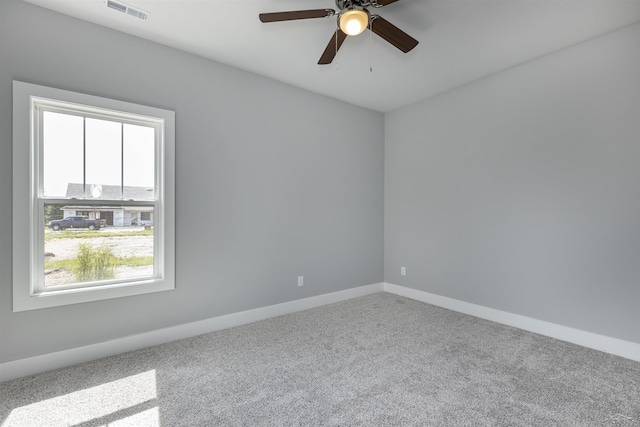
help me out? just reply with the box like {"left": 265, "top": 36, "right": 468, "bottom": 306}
{"left": 339, "top": 9, "right": 369, "bottom": 36}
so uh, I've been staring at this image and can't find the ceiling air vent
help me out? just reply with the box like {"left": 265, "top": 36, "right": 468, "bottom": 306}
{"left": 106, "top": 0, "right": 149, "bottom": 20}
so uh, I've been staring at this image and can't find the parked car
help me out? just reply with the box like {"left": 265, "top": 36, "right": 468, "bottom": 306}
{"left": 48, "top": 216, "right": 106, "bottom": 231}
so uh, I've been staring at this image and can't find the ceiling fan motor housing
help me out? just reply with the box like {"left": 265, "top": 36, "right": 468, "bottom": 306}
{"left": 336, "top": 0, "right": 385, "bottom": 9}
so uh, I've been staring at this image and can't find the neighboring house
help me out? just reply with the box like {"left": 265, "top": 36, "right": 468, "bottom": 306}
{"left": 62, "top": 183, "right": 154, "bottom": 227}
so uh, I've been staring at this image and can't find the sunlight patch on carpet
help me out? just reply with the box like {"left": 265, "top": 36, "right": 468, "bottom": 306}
{"left": 4, "top": 370, "right": 158, "bottom": 427}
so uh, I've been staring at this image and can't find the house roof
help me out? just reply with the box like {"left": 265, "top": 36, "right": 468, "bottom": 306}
{"left": 66, "top": 183, "right": 155, "bottom": 201}
{"left": 61, "top": 206, "right": 154, "bottom": 211}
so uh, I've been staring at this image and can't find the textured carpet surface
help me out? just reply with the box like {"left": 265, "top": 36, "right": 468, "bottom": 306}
{"left": 1, "top": 292, "right": 639, "bottom": 426}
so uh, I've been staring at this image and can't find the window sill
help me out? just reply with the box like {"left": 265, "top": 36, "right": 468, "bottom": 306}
{"left": 13, "top": 277, "right": 175, "bottom": 312}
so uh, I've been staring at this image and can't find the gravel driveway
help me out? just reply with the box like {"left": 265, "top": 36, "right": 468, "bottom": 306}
{"left": 45, "top": 232, "right": 154, "bottom": 260}
{"left": 44, "top": 228, "right": 154, "bottom": 286}
{"left": 44, "top": 227, "right": 153, "bottom": 259}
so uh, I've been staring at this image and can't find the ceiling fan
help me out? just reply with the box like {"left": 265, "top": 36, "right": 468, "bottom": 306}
{"left": 259, "top": 0, "right": 418, "bottom": 65}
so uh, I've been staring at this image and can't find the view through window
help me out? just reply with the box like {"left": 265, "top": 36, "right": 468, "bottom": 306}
{"left": 41, "top": 109, "right": 158, "bottom": 289}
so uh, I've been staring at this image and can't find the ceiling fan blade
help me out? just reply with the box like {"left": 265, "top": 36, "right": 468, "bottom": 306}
{"left": 318, "top": 29, "right": 347, "bottom": 65}
{"left": 369, "top": 15, "right": 418, "bottom": 53}
{"left": 374, "top": 0, "right": 401, "bottom": 6}
{"left": 259, "top": 9, "right": 335, "bottom": 23}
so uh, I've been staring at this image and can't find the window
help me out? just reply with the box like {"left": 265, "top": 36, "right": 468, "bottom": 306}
{"left": 13, "top": 81, "right": 175, "bottom": 311}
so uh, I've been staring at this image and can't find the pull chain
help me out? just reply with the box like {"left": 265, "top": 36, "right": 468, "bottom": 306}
{"left": 369, "top": 21, "right": 373, "bottom": 72}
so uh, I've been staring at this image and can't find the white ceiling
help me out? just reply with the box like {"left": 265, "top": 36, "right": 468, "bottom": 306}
{"left": 22, "top": 0, "right": 640, "bottom": 112}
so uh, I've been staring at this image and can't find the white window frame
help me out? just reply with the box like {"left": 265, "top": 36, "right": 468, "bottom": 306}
{"left": 13, "top": 81, "right": 175, "bottom": 311}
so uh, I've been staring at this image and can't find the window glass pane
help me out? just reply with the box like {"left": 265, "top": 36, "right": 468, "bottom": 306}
{"left": 86, "top": 118, "right": 122, "bottom": 199}
{"left": 123, "top": 124, "right": 155, "bottom": 200}
{"left": 43, "top": 111, "right": 84, "bottom": 197}
{"left": 44, "top": 203, "right": 155, "bottom": 288}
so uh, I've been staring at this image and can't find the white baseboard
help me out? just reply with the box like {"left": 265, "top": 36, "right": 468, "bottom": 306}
{"left": 0, "top": 283, "right": 384, "bottom": 383}
{"left": 384, "top": 282, "right": 640, "bottom": 362}
{"left": 3, "top": 281, "right": 636, "bottom": 383}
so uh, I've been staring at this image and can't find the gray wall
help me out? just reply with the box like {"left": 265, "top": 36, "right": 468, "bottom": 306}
{"left": 385, "top": 23, "right": 640, "bottom": 343}
{"left": 1, "top": 0, "right": 637, "bottom": 364}
{"left": 0, "top": 0, "right": 384, "bottom": 362}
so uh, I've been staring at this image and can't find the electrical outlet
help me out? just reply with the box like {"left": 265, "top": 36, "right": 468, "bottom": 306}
{"left": 400, "top": 266, "right": 406, "bottom": 276}
{"left": 298, "top": 276, "right": 304, "bottom": 287}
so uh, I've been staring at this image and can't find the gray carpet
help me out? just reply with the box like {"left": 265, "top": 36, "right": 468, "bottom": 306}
{"left": 1, "top": 292, "right": 639, "bottom": 426}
